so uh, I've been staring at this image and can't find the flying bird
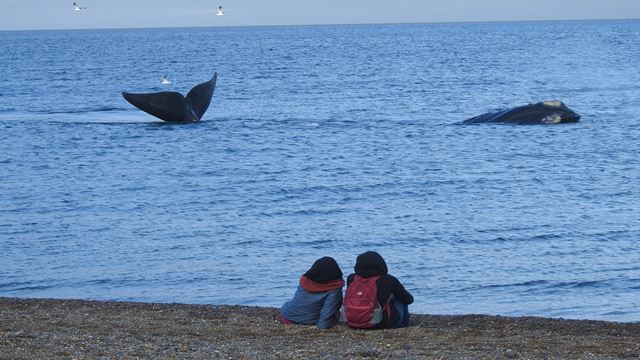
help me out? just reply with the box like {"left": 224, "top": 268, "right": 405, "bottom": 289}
{"left": 73, "top": 2, "right": 85, "bottom": 11}
{"left": 161, "top": 76, "right": 171, "bottom": 85}
{"left": 216, "top": 6, "right": 225, "bottom": 16}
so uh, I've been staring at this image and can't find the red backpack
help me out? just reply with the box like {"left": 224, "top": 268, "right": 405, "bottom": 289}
{"left": 343, "top": 275, "right": 390, "bottom": 328}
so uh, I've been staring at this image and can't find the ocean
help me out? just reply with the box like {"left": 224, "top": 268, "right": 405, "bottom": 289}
{"left": 0, "top": 20, "right": 638, "bottom": 322}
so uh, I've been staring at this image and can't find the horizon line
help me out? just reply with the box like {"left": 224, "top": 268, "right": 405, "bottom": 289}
{"left": 1, "top": 17, "right": 638, "bottom": 33}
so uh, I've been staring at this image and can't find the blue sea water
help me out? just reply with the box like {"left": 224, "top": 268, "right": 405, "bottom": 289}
{"left": 0, "top": 20, "right": 639, "bottom": 322}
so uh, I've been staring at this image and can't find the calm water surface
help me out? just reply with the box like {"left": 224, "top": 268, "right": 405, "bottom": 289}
{"left": 0, "top": 21, "right": 639, "bottom": 322}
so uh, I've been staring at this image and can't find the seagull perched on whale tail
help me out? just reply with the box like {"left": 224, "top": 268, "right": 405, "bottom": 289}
{"left": 216, "top": 6, "right": 225, "bottom": 16}
{"left": 73, "top": 2, "right": 85, "bottom": 11}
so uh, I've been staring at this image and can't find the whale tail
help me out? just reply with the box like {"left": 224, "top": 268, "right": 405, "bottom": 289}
{"left": 186, "top": 73, "right": 217, "bottom": 120}
{"left": 122, "top": 73, "right": 217, "bottom": 123}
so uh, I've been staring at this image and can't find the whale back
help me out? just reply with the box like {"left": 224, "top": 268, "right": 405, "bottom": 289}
{"left": 461, "top": 100, "right": 580, "bottom": 125}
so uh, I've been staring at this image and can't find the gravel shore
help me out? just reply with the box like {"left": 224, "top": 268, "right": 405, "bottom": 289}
{"left": 1, "top": 297, "right": 639, "bottom": 359}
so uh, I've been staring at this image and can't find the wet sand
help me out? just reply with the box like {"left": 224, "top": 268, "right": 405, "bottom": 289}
{"left": 1, "top": 297, "right": 639, "bottom": 359}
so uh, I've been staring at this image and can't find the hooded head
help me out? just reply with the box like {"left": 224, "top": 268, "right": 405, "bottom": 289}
{"left": 303, "top": 257, "right": 343, "bottom": 284}
{"left": 354, "top": 251, "right": 388, "bottom": 278}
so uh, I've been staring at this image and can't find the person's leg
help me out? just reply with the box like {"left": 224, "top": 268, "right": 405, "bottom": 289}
{"left": 389, "top": 298, "right": 409, "bottom": 328}
{"left": 400, "top": 303, "right": 410, "bottom": 327}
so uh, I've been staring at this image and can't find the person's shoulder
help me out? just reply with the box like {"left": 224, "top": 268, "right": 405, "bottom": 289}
{"left": 379, "top": 274, "right": 402, "bottom": 285}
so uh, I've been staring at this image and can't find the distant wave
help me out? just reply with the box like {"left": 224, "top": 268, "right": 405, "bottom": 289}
{"left": 0, "top": 282, "right": 58, "bottom": 291}
{"left": 33, "top": 106, "right": 125, "bottom": 115}
{"left": 461, "top": 278, "right": 632, "bottom": 293}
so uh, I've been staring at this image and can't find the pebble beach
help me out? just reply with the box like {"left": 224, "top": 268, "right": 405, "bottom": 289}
{"left": 1, "top": 297, "right": 639, "bottom": 359}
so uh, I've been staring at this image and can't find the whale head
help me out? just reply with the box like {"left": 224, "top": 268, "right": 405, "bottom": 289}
{"left": 537, "top": 100, "right": 581, "bottom": 124}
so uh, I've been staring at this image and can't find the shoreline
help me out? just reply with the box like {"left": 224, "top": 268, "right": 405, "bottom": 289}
{"left": 2, "top": 297, "right": 639, "bottom": 359}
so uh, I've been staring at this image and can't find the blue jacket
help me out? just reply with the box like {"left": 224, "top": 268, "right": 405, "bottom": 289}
{"left": 280, "top": 277, "right": 344, "bottom": 329}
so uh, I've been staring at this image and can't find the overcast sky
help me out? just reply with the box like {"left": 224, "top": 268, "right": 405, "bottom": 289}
{"left": 2, "top": 0, "right": 640, "bottom": 31}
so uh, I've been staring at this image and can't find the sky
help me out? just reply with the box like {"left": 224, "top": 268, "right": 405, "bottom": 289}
{"left": 1, "top": 0, "right": 640, "bottom": 31}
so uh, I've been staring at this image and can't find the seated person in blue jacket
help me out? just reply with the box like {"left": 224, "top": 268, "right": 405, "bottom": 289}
{"left": 280, "top": 256, "right": 344, "bottom": 329}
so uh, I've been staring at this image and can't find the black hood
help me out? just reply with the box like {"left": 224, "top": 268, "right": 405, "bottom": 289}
{"left": 303, "top": 257, "right": 343, "bottom": 284}
{"left": 354, "top": 251, "right": 388, "bottom": 277}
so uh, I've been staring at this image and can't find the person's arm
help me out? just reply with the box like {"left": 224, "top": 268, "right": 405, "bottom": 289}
{"left": 390, "top": 276, "right": 414, "bottom": 304}
{"left": 346, "top": 273, "right": 354, "bottom": 286}
{"left": 316, "top": 290, "right": 343, "bottom": 329}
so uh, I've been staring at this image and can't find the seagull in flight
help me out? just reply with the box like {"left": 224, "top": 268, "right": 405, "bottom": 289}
{"left": 216, "top": 6, "right": 225, "bottom": 16}
{"left": 73, "top": 2, "right": 85, "bottom": 11}
{"left": 161, "top": 76, "right": 171, "bottom": 85}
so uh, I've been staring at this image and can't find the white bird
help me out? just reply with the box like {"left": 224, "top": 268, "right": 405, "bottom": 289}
{"left": 216, "top": 6, "right": 225, "bottom": 16}
{"left": 161, "top": 76, "right": 171, "bottom": 85}
{"left": 73, "top": 2, "right": 85, "bottom": 11}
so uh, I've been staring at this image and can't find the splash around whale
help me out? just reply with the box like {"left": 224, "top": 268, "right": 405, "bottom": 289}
{"left": 122, "top": 73, "right": 217, "bottom": 123}
{"left": 460, "top": 100, "right": 580, "bottom": 125}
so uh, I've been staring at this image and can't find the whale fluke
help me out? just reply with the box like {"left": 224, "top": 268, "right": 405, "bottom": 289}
{"left": 122, "top": 73, "right": 217, "bottom": 123}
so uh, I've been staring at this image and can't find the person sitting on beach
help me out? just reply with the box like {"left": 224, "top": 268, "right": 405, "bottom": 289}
{"left": 343, "top": 251, "right": 413, "bottom": 329}
{"left": 280, "top": 256, "right": 345, "bottom": 329}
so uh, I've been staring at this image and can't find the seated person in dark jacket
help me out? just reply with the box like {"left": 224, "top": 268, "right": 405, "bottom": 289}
{"left": 280, "top": 256, "right": 344, "bottom": 329}
{"left": 345, "top": 251, "right": 413, "bottom": 329}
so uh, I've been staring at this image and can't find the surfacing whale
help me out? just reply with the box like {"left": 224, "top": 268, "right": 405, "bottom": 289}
{"left": 460, "top": 100, "right": 580, "bottom": 125}
{"left": 122, "top": 73, "right": 217, "bottom": 123}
